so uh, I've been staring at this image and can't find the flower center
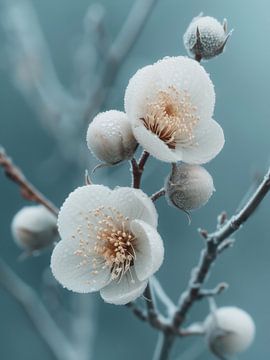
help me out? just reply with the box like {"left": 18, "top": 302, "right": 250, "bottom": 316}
{"left": 141, "top": 86, "right": 199, "bottom": 149}
{"left": 74, "top": 206, "right": 136, "bottom": 283}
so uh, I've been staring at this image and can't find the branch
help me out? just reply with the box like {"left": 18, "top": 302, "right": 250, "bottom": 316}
{"left": 151, "top": 188, "right": 165, "bottom": 202}
{"left": 172, "top": 166, "right": 270, "bottom": 327}
{"left": 85, "top": 0, "right": 159, "bottom": 122}
{"left": 130, "top": 151, "right": 150, "bottom": 189}
{"left": 0, "top": 147, "right": 59, "bottom": 216}
{"left": 0, "top": 258, "right": 76, "bottom": 360}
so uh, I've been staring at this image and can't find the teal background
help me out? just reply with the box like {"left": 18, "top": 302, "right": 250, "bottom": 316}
{"left": 1, "top": 0, "right": 270, "bottom": 359}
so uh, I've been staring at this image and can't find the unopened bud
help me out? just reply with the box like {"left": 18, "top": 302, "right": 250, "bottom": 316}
{"left": 183, "top": 15, "right": 232, "bottom": 60}
{"left": 86, "top": 110, "right": 137, "bottom": 165}
{"left": 165, "top": 163, "right": 214, "bottom": 211}
{"left": 204, "top": 306, "right": 255, "bottom": 357}
{"left": 11, "top": 205, "right": 58, "bottom": 253}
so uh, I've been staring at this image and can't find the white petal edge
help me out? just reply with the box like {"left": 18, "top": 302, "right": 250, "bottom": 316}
{"left": 132, "top": 123, "right": 180, "bottom": 163}
{"left": 100, "top": 270, "right": 148, "bottom": 305}
{"left": 109, "top": 187, "right": 158, "bottom": 228}
{"left": 51, "top": 239, "right": 110, "bottom": 293}
{"left": 131, "top": 219, "right": 164, "bottom": 282}
{"left": 179, "top": 119, "right": 224, "bottom": 164}
{"left": 58, "top": 185, "right": 112, "bottom": 240}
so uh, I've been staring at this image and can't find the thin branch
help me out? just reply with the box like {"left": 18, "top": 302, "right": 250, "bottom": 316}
{"left": 130, "top": 151, "right": 150, "bottom": 189}
{"left": 151, "top": 188, "right": 165, "bottom": 202}
{"left": 0, "top": 258, "right": 76, "bottom": 360}
{"left": 84, "top": 0, "right": 159, "bottom": 122}
{"left": 0, "top": 148, "right": 59, "bottom": 216}
{"left": 126, "top": 302, "right": 148, "bottom": 322}
{"left": 151, "top": 277, "right": 176, "bottom": 316}
{"left": 173, "top": 166, "right": 270, "bottom": 328}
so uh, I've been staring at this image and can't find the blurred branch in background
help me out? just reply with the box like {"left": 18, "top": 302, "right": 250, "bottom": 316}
{"left": 0, "top": 258, "right": 77, "bottom": 360}
{"left": 0, "top": 0, "right": 159, "bottom": 168}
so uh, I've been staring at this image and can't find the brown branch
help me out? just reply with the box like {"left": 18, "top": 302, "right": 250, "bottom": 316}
{"left": 0, "top": 148, "right": 59, "bottom": 216}
{"left": 130, "top": 151, "right": 150, "bottom": 189}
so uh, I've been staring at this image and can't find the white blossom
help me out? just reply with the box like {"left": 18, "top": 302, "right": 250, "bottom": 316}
{"left": 165, "top": 163, "right": 214, "bottom": 211}
{"left": 183, "top": 15, "right": 232, "bottom": 60}
{"left": 204, "top": 306, "right": 255, "bottom": 357}
{"left": 124, "top": 56, "right": 224, "bottom": 164}
{"left": 51, "top": 185, "right": 164, "bottom": 305}
{"left": 86, "top": 110, "right": 137, "bottom": 165}
{"left": 11, "top": 205, "right": 58, "bottom": 252}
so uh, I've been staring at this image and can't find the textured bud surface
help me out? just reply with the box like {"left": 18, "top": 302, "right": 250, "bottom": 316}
{"left": 165, "top": 163, "right": 214, "bottom": 211}
{"left": 86, "top": 110, "right": 137, "bottom": 164}
{"left": 183, "top": 15, "right": 231, "bottom": 60}
{"left": 204, "top": 306, "right": 255, "bottom": 357}
{"left": 11, "top": 205, "right": 58, "bottom": 252}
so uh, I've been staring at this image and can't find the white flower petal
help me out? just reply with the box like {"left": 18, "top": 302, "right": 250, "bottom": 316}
{"left": 179, "top": 119, "right": 224, "bottom": 164}
{"left": 51, "top": 239, "right": 110, "bottom": 293}
{"left": 109, "top": 187, "right": 158, "bottom": 228}
{"left": 132, "top": 122, "right": 179, "bottom": 163}
{"left": 153, "top": 56, "right": 215, "bottom": 122}
{"left": 131, "top": 219, "right": 164, "bottom": 281}
{"left": 100, "top": 270, "right": 147, "bottom": 305}
{"left": 58, "top": 185, "right": 112, "bottom": 240}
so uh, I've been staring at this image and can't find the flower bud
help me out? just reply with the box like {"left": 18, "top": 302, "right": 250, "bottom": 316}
{"left": 86, "top": 110, "right": 137, "bottom": 165}
{"left": 183, "top": 15, "right": 232, "bottom": 60}
{"left": 11, "top": 205, "right": 58, "bottom": 253}
{"left": 165, "top": 163, "right": 214, "bottom": 211}
{"left": 204, "top": 306, "right": 255, "bottom": 357}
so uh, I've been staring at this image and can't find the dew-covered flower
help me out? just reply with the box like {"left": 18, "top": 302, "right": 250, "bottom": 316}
{"left": 51, "top": 185, "right": 164, "bottom": 305}
{"left": 165, "top": 163, "right": 214, "bottom": 211}
{"left": 204, "top": 306, "right": 255, "bottom": 358}
{"left": 124, "top": 56, "right": 224, "bottom": 164}
{"left": 183, "top": 15, "right": 232, "bottom": 60}
{"left": 11, "top": 205, "right": 58, "bottom": 253}
{"left": 86, "top": 110, "right": 137, "bottom": 165}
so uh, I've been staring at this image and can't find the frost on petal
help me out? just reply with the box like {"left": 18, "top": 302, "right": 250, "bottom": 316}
{"left": 100, "top": 269, "right": 148, "bottom": 305}
{"left": 58, "top": 185, "right": 111, "bottom": 240}
{"left": 131, "top": 219, "right": 164, "bottom": 282}
{"left": 51, "top": 239, "right": 110, "bottom": 293}
{"left": 109, "top": 187, "right": 158, "bottom": 227}
{"left": 179, "top": 119, "right": 224, "bottom": 164}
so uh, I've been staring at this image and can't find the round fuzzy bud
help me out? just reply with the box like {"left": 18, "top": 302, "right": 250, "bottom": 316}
{"left": 11, "top": 205, "right": 58, "bottom": 252}
{"left": 204, "top": 306, "right": 255, "bottom": 357}
{"left": 86, "top": 110, "right": 137, "bottom": 165}
{"left": 183, "top": 15, "right": 232, "bottom": 60}
{"left": 165, "top": 163, "right": 214, "bottom": 211}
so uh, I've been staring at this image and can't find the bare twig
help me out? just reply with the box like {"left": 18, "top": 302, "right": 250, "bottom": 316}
{"left": 0, "top": 148, "right": 59, "bottom": 216}
{"left": 151, "top": 188, "right": 165, "bottom": 202}
{"left": 0, "top": 258, "right": 76, "bottom": 360}
{"left": 126, "top": 302, "right": 148, "bottom": 322}
{"left": 155, "top": 166, "right": 270, "bottom": 359}
{"left": 130, "top": 151, "right": 150, "bottom": 188}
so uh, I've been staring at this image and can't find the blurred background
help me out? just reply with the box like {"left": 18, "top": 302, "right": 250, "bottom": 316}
{"left": 0, "top": 0, "right": 270, "bottom": 359}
